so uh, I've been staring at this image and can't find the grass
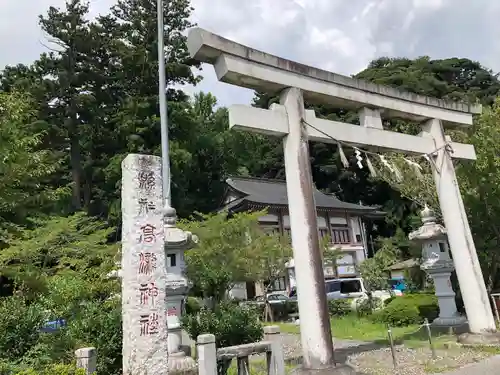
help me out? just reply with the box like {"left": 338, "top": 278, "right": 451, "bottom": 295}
{"left": 265, "top": 314, "right": 489, "bottom": 352}
{"left": 226, "top": 359, "right": 295, "bottom": 375}
{"left": 267, "top": 315, "right": 424, "bottom": 342}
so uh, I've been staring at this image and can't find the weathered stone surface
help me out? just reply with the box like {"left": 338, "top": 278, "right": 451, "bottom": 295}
{"left": 168, "top": 352, "right": 197, "bottom": 375}
{"left": 409, "top": 206, "right": 447, "bottom": 242}
{"left": 290, "top": 364, "right": 360, "bottom": 375}
{"left": 187, "top": 28, "right": 480, "bottom": 118}
{"left": 122, "top": 154, "right": 168, "bottom": 375}
{"left": 75, "top": 347, "right": 97, "bottom": 374}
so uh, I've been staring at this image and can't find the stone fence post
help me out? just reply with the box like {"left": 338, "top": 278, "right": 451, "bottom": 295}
{"left": 263, "top": 326, "right": 285, "bottom": 375}
{"left": 75, "top": 347, "right": 97, "bottom": 374}
{"left": 263, "top": 325, "right": 280, "bottom": 341}
{"left": 197, "top": 334, "right": 217, "bottom": 375}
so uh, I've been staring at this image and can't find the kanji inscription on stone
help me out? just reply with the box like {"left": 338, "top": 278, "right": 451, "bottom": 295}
{"left": 139, "top": 282, "right": 159, "bottom": 306}
{"left": 121, "top": 154, "right": 168, "bottom": 375}
{"left": 139, "top": 223, "right": 157, "bottom": 243}
{"left": 140, "top": 313, "right": 160, "bottom": 336}
{"left": 137, "top": 170, "right": 155, "bottom": 191}
{"left": 138, "top": 252, "right": 157, "bottom": 275}
{"left": 138, "top": 197, "right": 156, "bottom": 215}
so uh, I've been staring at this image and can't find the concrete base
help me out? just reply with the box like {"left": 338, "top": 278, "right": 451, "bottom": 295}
{"left": 168, "top": 351, "right": 197, "bottom": 375}
{"left": 290, "top": 364, "right": 360, "bottom": 375}
{"left": 430, "top": 316, "right": 469, "bottom": 335}
{"left": 458, "top": 332, "right": 500, "bottom": 346}
{"left": 432, "top": 316, "right": 467, "bottom": 327}
{"left": 179, "top": 344, "right": 192, "bottom": 358}
{"left": 431, "top": 322, "right": 469, "bottom": 336}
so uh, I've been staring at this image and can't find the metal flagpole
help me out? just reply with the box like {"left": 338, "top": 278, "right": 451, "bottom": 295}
{"left": 157, "top": 0, "right": 171, "bottom": 208}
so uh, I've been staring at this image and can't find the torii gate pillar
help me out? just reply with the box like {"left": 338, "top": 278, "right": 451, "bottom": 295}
{"left": 280, "top": 87, "right": 337, "bottom": 369}
{"left": 422, "top": 119, "right": 495, "bottom": 335}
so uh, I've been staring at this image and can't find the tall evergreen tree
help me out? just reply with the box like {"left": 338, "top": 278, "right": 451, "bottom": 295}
{"left": 38, "top": 0, "right": 92, "bottom": 211}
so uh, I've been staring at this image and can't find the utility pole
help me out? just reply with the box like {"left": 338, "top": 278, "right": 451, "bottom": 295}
{"left": 157, "top": 0, "right": 171, "bottom": 208}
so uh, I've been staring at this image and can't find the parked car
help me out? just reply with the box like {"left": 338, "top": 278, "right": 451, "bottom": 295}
{"left": 325, "top": 278, "right": 401, "bottom": 307}
{"left": 241, "top": 291, "right": 295, "bottom": 306}
{"left": 256, "top": 292, "right": 294, "bottom": 304}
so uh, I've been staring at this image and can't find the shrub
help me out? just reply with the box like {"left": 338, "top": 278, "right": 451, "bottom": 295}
{"left": 384, "top": 296, "right": 396, "bottom": 307}
{"left": 373, "top": 300, "right": 421, "bottom": 326}
{"left": 327, "top": 299, "right": 351, "bottom": 317}
{"left": 356, "top": 297, "right": 383, "bottom": 317}
{"left": 245, "top": 300, "right": 297, "bottom": 322}
{"left": 272, "top": 301, "right": 297, "bottom": 321}
{"left": 410, "top": 294, "right": 440, "bottom": 321}
{"left": 0, "top": 296, "right": 44, "bottom": 362}
{"left": 65, "top": 299, "right": 121, "bottom": 375}
{"left": 250, "top": 302, "right": 265, "bottom": 319}
{"left": 373, "top": 294, "right": 439, "bottom": 327}
{"left": 182, "top": 302, "right": 263, "bottom": 348}
{"left": 13, "top": 364, "right": 85, "bottom": 375}
{"left": 184, "top": 297, "right": 203, "bottom": 315}
{"left": 0, "top": 362, "right": 85, "bottom": 375}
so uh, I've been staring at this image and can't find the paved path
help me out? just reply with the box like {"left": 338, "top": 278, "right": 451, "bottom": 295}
{"left": 436, "top": 355, "right": 500, "bottom": 375}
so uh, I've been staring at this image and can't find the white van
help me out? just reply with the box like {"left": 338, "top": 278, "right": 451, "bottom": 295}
{"left": 325, "top": 277, "right": 401, "bottom": 307}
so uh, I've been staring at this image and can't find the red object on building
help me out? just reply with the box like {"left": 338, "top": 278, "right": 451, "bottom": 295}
{"left": 167, "top": 307, "right": 177, "bottom": 316}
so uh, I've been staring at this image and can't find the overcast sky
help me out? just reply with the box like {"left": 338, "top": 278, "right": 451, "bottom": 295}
{"left": 1, "top": 0, "right": 499, "bottom": 106}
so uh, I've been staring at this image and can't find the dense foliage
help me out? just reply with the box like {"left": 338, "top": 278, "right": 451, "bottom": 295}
{"left": 181, "top": 302, "right": 263, "bottom": 348}
{"left": 373, "top": 294, "right": 439, "bottom": 327}
{"left": 180, "top": 210, "right": 292, "bottom": 303}
{"left": 327, "top": 299, "right": 351, "bottom": 317}
{"left": 0, "top": 0, "right": 500, "bottom": 372}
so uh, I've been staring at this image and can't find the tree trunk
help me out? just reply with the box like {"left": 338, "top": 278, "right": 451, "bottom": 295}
{"left": 83, "top": 158, "right": 92, "bottom": 212}
{"left": 66, "top": 39, "right": 83, "bottom": 211}
{"left": 69, "top": 128, "right": 82, "bottom": 210}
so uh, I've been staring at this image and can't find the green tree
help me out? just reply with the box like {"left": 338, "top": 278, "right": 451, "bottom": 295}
{"left": 0, "top": 91, "right": 65, "bottom": 246}
{"left": 38, "top": 0, "right": 92, "bottom": 211}
{"left": 0, "top": 213, "right": 118, "bottom": 298}
{"left": 181, "top": 210, "right": 292, "bottom": 303}
{"left": 255, "top": 231, "right": 293, "bottom": 293}
{"left": 460, "top": 100, "right": 500, "bottom": 290}
{"left": 322, "top": 245, "right": 342, "bottom": 279}
{"left": 357, "top": 56, "right": 500, "bottom": 105}
{"left": 358, "top": 235, "right": 402, "bottom": 291}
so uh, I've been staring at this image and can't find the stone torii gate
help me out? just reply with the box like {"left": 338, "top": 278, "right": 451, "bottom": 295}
{"left": 187, "top": 28, "right": 496, "bottom": 371}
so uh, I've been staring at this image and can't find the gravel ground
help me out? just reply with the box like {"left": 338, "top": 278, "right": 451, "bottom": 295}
{"left": 270, "top": 333, "right": 372, "bottom": 362}
{"left": 260, "top": 333, "right": 496, "bottom": 374}
{"left": 183, "top": 330, "right": 496, "bottom": 374}
{"left": 347, "top": 345, "right": 492, "bottom": 375}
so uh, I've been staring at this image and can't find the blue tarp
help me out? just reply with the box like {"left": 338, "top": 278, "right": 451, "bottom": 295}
{"left": 389, "top": 278, "right": 407, "bottom": 291}
{"left": 41, "top": 319, "right": 66, "bottom": 333}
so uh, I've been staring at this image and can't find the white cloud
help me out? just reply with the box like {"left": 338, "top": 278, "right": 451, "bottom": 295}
{"left": 1, "top": 0, "right": 499, "bottom": 106}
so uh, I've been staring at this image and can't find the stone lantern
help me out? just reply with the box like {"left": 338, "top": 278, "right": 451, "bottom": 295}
{"left": 162, "top": 206, "right": 198, "bottom": 370}
{"left": 409, "top": 206, "right": 467, "bottom": 327}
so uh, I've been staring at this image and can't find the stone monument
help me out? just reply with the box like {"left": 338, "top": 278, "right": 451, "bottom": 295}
{"left": 121, "top": 154, "right": 168, "bottom": 375}
{"left": 409, "top": 206, "right": 467, "bottom": 328}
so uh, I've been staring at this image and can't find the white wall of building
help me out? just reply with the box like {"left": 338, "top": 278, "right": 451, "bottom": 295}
{"left": 227, "top": 282, "right": 248, "bottom": 300}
